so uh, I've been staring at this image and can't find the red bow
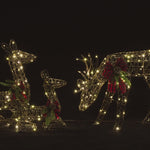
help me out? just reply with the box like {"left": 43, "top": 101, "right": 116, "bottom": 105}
{"left": 43, "top": 99, "right": 60, "bottom": 119}
{"left": 103, "top": 58, "right": 128, "bottom": 94}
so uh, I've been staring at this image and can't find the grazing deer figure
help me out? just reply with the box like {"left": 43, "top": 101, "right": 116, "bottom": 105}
{"left": 75, "top": 51, "right": 150, "bottom": 131}
{"left": 0, "top": 39, "right": 37, "bottom": 131}
{"left": 41, "top": 70, "right": 67, "bottom": 129}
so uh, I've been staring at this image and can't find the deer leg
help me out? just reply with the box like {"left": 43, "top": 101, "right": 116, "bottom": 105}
{"left": 93, "top": 91, "right": 114, "bottom": 125}
{"left": 142, "top": 76, "right": 150, "bottom": 124}
{"left": 113, "top": 94, "right": 128, "bottom": 132}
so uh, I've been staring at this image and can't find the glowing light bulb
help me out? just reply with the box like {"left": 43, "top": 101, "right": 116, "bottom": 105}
{"left": 4, "top": 106, "right": 7, "bottom": 109}
{"left": 116, "top": 114, "right": 120, "bottom": 118}
{"left": 20, "top": 54, "right": 23, "bottom": 57}
{"left": 124, "top": 99, "right": 127, "bottom": 103}
{"left": 22, "top": 91, "right": 26, "bottom": 94}
{"left": 91, "top": 71, "right": 94, "bottom": 75}
{"left": 84, "top": 58, "right": 87, "bottom": 61}
{"left": 5, "top": 95, "right": 10, "bottom": 99}
{"left": 33, "top": 128, "right": 37, "bottom": 131}
{"left": 77, "top": 84, "right": 81, "bottom": 87}
{"left": 96, "top": 70, "right": 100, "bottom": 73}
{"left": 116, "top": 126, "right": 120, "bottom": 131}
{"left": 38, "top": 118, "right": 41, "bottom": 121}
{"left": 94, "top": 121, "right": 100, "bottom": 125}
{"left": 20, "top": 66, "right": 23, "bottom": 70}
{"left": 31, "top": 105, "right": 35, "bottom": 109}
{"left": 17, "top": 82, "right": 20, "bottom": 86}
{"left": 13, "top": 54, "right": 16, "bottom": 58}
{"left": 74, "top": 89, "right": 78, "bottom": 93}
{"left": 15, "top": 125, "right": 19, "bottom": 129}
{"left": 95, "top": 55, "right": 98, "bottom": 58}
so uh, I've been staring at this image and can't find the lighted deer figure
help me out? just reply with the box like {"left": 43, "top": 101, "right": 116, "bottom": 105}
{"left": 75, "top": 51, "right": 150, "bottom": 131}
{"left": 41, "top": 69, "right": 67, "bottom": 129}
{"left": 0, "top": 39, "right": 37, "bottom": 131}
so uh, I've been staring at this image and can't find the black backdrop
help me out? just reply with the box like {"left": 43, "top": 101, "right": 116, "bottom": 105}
{"left": 0, "top": 2, "right": 150, "bottom": 121}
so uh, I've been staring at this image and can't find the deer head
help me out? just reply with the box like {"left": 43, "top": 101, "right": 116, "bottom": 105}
{"left": 1, "top": 39, "right": 37, "bottom": 64}
{"left": 41, "top": 69, "right": 67, "bottom": 89}
{"left": 74, "top": 54, "right": 106, "bottom": 111}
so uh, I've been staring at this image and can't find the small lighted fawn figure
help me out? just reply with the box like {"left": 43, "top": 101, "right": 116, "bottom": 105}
{"left": 41, "top": 69, "right": 67, "bottom": 129}
{"left": 75, "top": 51, "right": 150, "bottom": 132}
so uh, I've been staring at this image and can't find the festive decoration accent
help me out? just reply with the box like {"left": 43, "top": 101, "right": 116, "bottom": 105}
{"left": 0, "top": 40, "right": 66, "bottom": 132}
{"left": 75, "top": 51, "right": 150, "bottom": 131}
{"left": 103, "top": 58, "right": 131, "bottom": 94}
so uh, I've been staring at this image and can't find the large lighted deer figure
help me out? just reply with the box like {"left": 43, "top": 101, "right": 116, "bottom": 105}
{"left": 0, "top": 39, "right": 37, "bottom": 131}
{"left": 75, "top": 51, "right": 150, "bottom": 132}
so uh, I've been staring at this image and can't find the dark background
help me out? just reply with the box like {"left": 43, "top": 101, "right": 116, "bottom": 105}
{"left": 1, "top": 2, "right": 150, "bottom": 150}
{"left": 0, "top": 2, "right": 150, "bottom": 121}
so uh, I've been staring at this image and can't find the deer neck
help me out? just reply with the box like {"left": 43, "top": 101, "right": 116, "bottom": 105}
{"left": 8, "top": 60, "right": 30, "bottom": 101}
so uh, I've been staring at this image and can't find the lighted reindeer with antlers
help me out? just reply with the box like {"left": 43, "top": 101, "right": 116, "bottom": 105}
{"left": 75, "top": 51, "right": 150, "bottom": 131}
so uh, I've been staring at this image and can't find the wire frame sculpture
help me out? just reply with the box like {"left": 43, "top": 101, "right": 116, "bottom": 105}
{"left": 0, "top": 40, "right": 66, "bottom": 132}
{"left": 0, "top": 39, "right": 37, "bottom": 131}
{"left": 74, "top": 51, "right": 150, "bottom": 132}
{"left": 41, "top": 70, "right": 67, "bottom": 129}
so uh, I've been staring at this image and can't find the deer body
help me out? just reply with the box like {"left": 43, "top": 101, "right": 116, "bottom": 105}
{"left": 75, "top": 50, "right": 150, "bottom": 131}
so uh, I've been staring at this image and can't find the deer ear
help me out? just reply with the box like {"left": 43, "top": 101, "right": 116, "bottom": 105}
{"left": 9, "top": 39, "right": 17, "bottom": 50}
{"left": 1, "top": 42, "right": 10, "bottom": 53}
{"left": 41, "top": 69, "right": 49, "bottom": 79}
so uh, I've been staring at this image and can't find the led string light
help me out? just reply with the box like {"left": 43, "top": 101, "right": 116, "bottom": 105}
{"left": 75, "top": 50, "right": 150, "bottom": 131}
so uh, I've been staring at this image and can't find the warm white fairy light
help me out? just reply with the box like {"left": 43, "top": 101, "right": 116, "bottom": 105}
{"left": 115, "top": 126, "right": 120, "bottom": 131}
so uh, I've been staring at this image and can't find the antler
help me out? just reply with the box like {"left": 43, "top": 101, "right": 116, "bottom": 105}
{"left": 76, "top": 53, "right": 99, "bottom": 80}
{"left": 74, "top": 53, "right": 100, "bottom": 93}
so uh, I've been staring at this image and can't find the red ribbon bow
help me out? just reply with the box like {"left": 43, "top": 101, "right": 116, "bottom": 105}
{"left": 103, "top": 58, "right": 128, "bottom": 94}
{"left": 43, "top": 99, "right": 60, "bottom": 119}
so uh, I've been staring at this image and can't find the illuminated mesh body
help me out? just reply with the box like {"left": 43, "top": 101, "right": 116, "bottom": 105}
{"left": 0, "top": 40, "right": 37, "bottom": 131}
{"left": 75, "top": 51, "right": 150, "bottom": 131}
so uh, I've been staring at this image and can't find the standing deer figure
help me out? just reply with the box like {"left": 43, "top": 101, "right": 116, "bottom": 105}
{"left": 75, "top": 51, "right": 150, "bottom": 131}
{"left": 0, "top": 39, "right": 37, "bottom": 131}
